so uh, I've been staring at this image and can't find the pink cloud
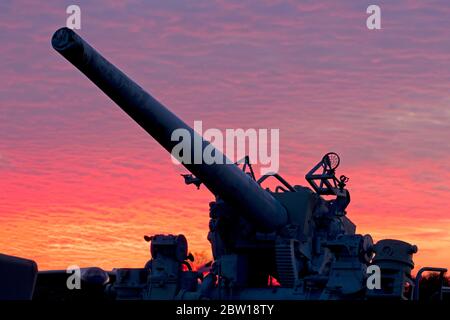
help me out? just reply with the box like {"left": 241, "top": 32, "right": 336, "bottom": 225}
{"left": 0, "top": 0, "right": 449, "bottom": 271}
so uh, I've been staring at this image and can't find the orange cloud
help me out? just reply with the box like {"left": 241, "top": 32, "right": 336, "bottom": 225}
{"left": 0, "top": 0, "right": 449, "bottom": 273}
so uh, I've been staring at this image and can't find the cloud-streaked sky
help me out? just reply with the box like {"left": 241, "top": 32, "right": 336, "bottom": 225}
{"left": 1, "top": 0, "right": 449, "bottom": 271}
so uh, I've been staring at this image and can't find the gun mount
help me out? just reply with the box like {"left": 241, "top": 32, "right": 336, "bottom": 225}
{"left": 1, "top": 27, "right": 447, "bottom": 301}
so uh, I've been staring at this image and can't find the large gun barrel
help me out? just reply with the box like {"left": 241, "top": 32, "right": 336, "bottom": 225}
{"left": 51, "top": 27, "right": 287, "bottom": 232}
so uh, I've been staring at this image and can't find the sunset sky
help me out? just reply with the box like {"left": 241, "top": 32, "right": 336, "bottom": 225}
{"left": 1, "top": 0, "right": 449, "bottom": 273}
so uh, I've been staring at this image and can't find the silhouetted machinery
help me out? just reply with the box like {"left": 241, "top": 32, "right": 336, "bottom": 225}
{"left": 0, "top": 28, "right": 448, "bottom": 300}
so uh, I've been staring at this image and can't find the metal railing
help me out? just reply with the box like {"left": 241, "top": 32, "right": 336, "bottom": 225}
{"left": 413, "top": 267, "right": 448, "bottom": 300}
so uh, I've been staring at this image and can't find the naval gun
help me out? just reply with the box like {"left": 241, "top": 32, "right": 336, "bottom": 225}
{"left": 3, "top": 27, "right": 448, "bottom": 301}
{"left": 47, "top": 27, "right": 448, "bottom": 300}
